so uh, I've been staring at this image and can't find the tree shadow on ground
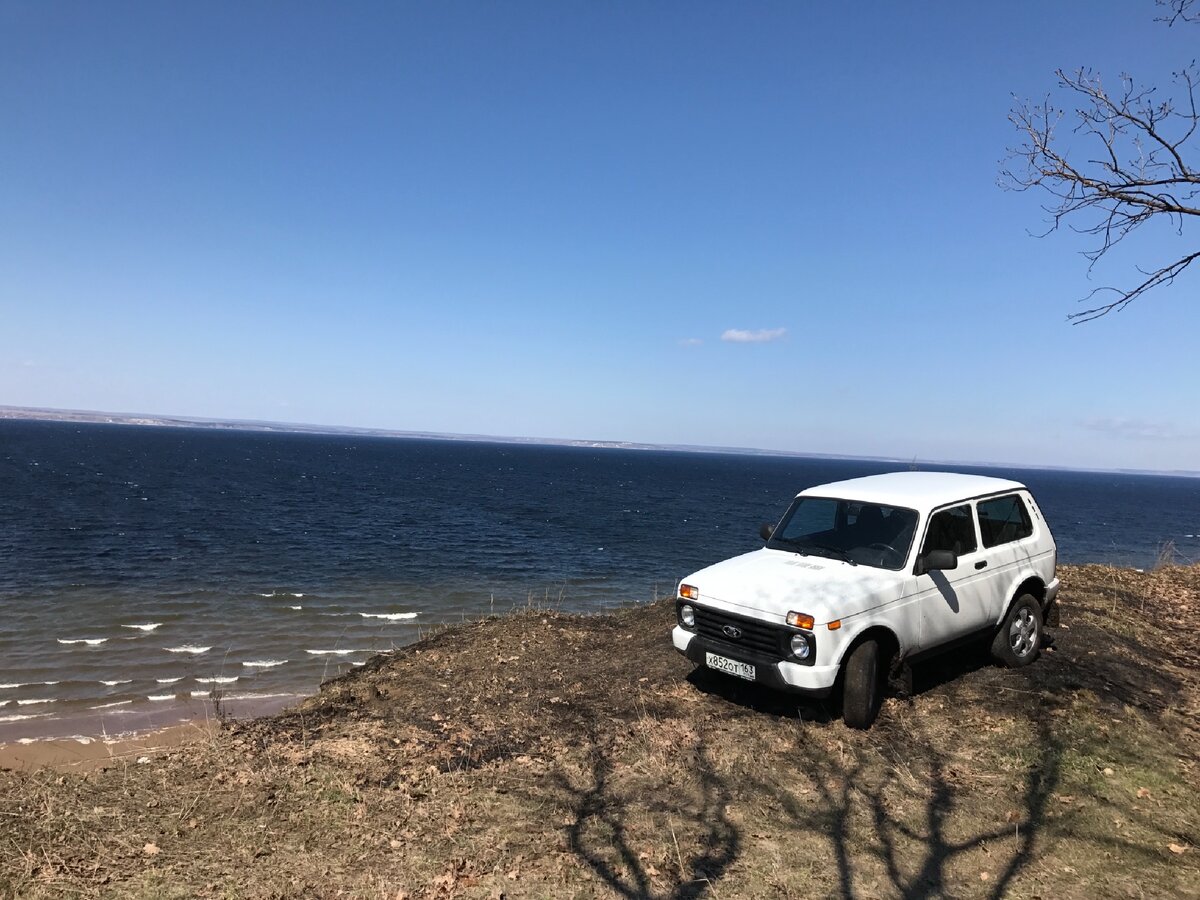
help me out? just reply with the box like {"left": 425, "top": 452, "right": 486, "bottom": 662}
{"left": 549, "top": 718, "right": 738, "bottom": 900}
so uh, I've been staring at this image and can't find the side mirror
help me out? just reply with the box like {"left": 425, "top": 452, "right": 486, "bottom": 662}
{"left": 918, "top": 549, "right": 958, "bottom": 574}
{"left": 759, "top": 523, "right": 774, "bottom": 541}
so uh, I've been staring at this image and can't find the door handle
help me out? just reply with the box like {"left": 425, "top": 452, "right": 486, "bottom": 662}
{"left": 975, "top": 560, "right": 988, "bottom": 570}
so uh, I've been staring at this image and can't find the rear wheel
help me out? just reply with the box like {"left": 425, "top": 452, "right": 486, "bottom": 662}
{"left": 991, "top": 594, "right": 1043, "bottom": 667}
{"left": 842, "top": 639, "right": 881, "bottom": 729}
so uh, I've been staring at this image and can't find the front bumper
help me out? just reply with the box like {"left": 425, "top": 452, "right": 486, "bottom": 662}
{"left": 672, "top": 625, "right": 839, "bottom": 697}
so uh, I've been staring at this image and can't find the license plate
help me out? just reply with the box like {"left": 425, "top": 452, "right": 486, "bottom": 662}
{"left": 705, "top": 652, "right": 755, "bottom": 681}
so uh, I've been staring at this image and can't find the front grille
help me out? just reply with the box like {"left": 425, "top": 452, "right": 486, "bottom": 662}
{"left": 693, "top": 606, "right": 787, "bottom": 658}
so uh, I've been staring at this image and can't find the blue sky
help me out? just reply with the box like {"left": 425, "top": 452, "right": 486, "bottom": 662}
{"left": 2, "top": 1, "right": 1197, "bottom": 470}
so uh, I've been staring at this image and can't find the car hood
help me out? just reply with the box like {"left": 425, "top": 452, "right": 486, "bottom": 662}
{"left": 681, "top": 548, "right": 907, "bottom": 624}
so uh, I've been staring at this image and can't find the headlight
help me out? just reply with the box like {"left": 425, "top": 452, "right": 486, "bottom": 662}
{"left": 679, "top": 604, "right": 696, "bottom": 628}
{"left": 790, "top": 633, "right": 811, "bottom": 659}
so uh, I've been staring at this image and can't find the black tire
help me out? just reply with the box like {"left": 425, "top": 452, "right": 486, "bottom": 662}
{"left": 842, "top": 639, "right": 881, "bottom": 729}
{"left": 991, "top": 594, "right": 1043, "bottom": 667}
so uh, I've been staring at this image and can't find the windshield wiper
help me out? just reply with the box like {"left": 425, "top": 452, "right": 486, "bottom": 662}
{"left": 772, "top": 537, "right": 812, "bottom": 556}
{"left": 808, "top": 544, "right": 858, "bottom": 566}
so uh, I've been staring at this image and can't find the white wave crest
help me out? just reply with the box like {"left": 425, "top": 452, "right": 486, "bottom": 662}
{"left": 305, "top": 649, "right": 371, "bottom": 656}
{"left": 58, "top": 638, "right": 107, "bottom": 646}
{"left": 156, "top": 677, "right": 183, "bottom": 684}
{"left": 190, "top": 690, "right": 211, "bottom": 698}
{"left": 17, "top": 698, "right": 57, "bottom": 706}
{"left": 122, "top": 623, "right": 162, "bottom": 632}
{"left": 359, "top": 612, "right": 418, "bottom": 621}
{"left": 289, "top": 605, "right": 302, "bottom": 610}
{"left": 90, "top": 700, "right": 132, "bottom": 710}
{"left": 148, "top": 694, "right": 176, "bottom": 702}
{"left": 164, "top": 646, "right": 211, "bottom": 654}
{"left": 0, "top": 713, "right": 50, "bottom": 723}
{"left": 100, "top": 680, "right": 131, "bottom": 686}
{"left": 242, "top": 659, "right": 287, "bottom": 668}
{"left": 194, "top": 676, "right": 238, "bottom": 684}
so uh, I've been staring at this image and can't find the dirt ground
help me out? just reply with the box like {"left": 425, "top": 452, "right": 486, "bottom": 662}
{"left": 1, "top": 563, "right": 1198, "bottom": 899}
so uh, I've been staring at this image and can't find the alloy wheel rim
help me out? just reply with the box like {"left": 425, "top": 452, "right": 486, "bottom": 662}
{"left": 1009, "top": 608, "right": 1038, "bottom": 657}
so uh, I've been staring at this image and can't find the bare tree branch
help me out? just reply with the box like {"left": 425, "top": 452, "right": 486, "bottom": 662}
{"left": 1157, "top": 0, "right": 1199, "bottom": 26}
{"left": 1002, "top": 7, "right": 1200, "bottom": 321}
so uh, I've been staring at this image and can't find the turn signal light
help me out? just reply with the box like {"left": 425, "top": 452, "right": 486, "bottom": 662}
{"left": 679, "top": 584, "right": 699, "bottom": 600}
{"left": 786, "top": 611, "right": 814, "bottom": 630}
{"left": 827, "top": 619, "right": 842, "bottom": 631}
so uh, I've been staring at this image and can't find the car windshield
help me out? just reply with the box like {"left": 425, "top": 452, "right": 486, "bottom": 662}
{"left": 767, "top": 496, "right": 918, "bottom": 571}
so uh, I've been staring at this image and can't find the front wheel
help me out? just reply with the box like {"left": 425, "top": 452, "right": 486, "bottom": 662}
{"left": 991, "top": 594, "right": 1043, "bottom": 667}
{"left": 842, "top": 639, "right": 882, "bottom": 729}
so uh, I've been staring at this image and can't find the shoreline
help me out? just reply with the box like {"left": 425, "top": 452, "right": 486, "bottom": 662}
{"left": 0, "top": 692, "right": 301, "bottom": 756}
{"left": 0, "top": 720, "right": 220, "bottom": 772}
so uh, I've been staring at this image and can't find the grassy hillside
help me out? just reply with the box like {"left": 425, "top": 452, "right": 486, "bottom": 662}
{"left": 2, "top": 563, "right": 1198, "bottom": 898}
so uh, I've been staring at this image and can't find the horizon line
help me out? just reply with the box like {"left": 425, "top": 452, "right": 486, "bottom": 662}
{"left": 2, "top": 403, "right": 1197, "bottom": 479}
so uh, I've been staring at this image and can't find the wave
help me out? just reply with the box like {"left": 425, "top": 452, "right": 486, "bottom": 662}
{"left": 190, "top": 690, "right": 212, "bottom": 698}
{"left": 148, "top": 694, "right": 176, "bottom": 702}
{"left": 58, "top": 638, "right": 107, "bottom": 646}
{"left": 242, "top": 659, "right": 287, "bottom": 668}
{"left": 304, "top": 648, "right": 373, "bottom": 656}
{"left": 289, "top": 605, "right": 303, "bottom": 611}
{"left": 121, "top": 623, "right": 162, "bottom": 632}
{"left": 194, "top": 676, "right": 238, "bottom": 684}
{"left": 17, "top": 698, "right": 57, "bottom": 706}
{"left": 359, "top": 612, "right": 419, "bottom": 621}
{"left": 0, "top": 713, "right": 51, "bottom": 723}
{"left": 156, "top": 677, "right": 183, "bottom": 684}
{"left": 256, "top": 591, "right": 306, "bottom": 598}
{"left": 164, "top": 646, "right": 211, "bottom": 654}
{"left": 100, "top": 680, "right": 132, "bottom": 686}
{"left": 89, "top": 700, "right": 132, "bottom": 710}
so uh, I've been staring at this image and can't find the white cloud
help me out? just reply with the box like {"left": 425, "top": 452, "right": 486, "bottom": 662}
{"left": 1078, "top": 417, "right": 1194, "bottom": 441}
{"left": 679, "top": 337, "right": 703, "bottom": 347}
{"left": 720, "top": 327, "right": 786, "bottom": 344}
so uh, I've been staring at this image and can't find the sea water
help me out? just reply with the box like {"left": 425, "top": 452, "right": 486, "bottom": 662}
{"left": 2, "top": 419, "right": 1197, "bottom": 740}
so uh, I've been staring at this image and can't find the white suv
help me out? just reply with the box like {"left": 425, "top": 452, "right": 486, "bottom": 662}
{"left": 672, "top": 472, "right": 1059, "bottom": 728}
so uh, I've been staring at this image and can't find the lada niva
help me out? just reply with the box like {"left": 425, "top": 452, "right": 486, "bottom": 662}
{"left": 672, "top": 471, "right": 1059, "bottom": 728}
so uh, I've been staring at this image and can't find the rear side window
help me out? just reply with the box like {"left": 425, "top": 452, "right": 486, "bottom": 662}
{"left": 921, "top": 505, "right": 978, "bottom": 556}
{"left": 977, "top": 494, "right": 1034, "bottom": 548}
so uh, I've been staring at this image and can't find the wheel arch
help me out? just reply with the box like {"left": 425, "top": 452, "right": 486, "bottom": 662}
{"left": 998, "top": 574, "right": 1047, "bottom": 626}
{"left": 835, "top": 624, "right": 901, "bottom": 671}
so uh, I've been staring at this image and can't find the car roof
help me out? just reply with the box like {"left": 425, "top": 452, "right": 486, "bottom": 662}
{"left": 796, "top": 471, "right": 1027, "bottom": 511}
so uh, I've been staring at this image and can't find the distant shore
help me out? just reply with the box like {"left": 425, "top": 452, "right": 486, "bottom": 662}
{"left": 4, "top": 404, "right": 1197, "bottom": 477}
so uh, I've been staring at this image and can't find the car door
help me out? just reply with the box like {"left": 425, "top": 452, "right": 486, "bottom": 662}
{"left": 972, "top": 492, "right": 1039, "bottom": 625}
{"left": 914, "top": 503, "right": 991, "bottom": 648}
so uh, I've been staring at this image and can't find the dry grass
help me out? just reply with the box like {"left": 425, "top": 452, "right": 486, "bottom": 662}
{"left": 1, "top": 563, "right": 1198, "bottom": 898}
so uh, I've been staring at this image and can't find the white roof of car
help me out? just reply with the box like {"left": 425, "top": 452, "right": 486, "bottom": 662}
{"left": 797, "top": 471, "right": 1026, "bottom": 511}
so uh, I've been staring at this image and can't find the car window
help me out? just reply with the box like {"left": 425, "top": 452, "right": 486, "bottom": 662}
{"left": 921, "top": 504, "right": 978, "bottom": 557}
{"left": 768, "top": 496, "right": 918, "bottom": 570}
{"left": 977, "top": 494, "right": 1034, "bottom": 548}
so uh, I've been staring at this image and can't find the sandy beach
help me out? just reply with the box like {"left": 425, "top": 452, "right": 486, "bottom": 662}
{"left": 0, "top": 693, "right": 298, "bottom": 772}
